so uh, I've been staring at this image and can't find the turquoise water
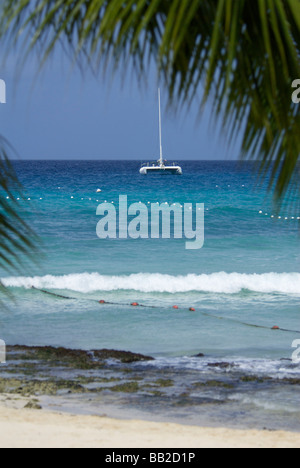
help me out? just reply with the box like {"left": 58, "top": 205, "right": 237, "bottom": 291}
{"left": 0, "top": 160, "right": 299, "bottom": 365}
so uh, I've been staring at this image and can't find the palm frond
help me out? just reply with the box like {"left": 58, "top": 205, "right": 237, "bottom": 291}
{"left": 0, "top": 0, "right": 299, "bottom": 207}
{"left": 0, "top": 137, "right": 39, "bottom": 297}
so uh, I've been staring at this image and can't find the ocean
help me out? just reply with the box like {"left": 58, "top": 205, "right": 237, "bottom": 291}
{"left": 0, "top": 160, "right": 299, "bottom": 430}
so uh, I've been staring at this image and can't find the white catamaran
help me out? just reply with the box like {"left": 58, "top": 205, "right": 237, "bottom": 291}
{"left": 140, "top": 89, "right": 182, "bottom": 175}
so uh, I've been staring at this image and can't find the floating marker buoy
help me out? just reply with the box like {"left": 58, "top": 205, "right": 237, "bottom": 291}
{"left": 99, "top": 300, "right": 106, "bottom": 304}
{"left": 96, "top": 189, "right": 102, "bottom": 193}
{"left": 131, "top": 302, "right": 139, "bottom": 307}
{"left": 173, "top": 305, "right": 179, "bottom": 310}
{"left": 189, "top": 307, "right": 196, "bottom": 312}
{"left": 272, "top": 326, "right": 280, "bottom": 330}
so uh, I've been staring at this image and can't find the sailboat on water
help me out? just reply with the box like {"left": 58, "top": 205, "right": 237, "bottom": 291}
{"left": 139, "top": 89, "right": 182, "bottom": 175}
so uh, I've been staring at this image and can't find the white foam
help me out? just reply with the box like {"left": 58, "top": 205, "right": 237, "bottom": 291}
{"left": 139, "top": 356, "right": 300, "bottom": 379}
{"left": 2, "top": 272, "right": 300, "bottom": 295}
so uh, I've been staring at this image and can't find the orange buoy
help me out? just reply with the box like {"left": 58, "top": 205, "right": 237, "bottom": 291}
{"left": 272, "top": 326, "right": 280, "bottom": 330}
{"left": 173, "top": 305, "right": 179, "bottom": 309}
{"left": 131, "top": 302, "right": 139, "bottom": 307}
{"left": 99, "top": 300, "right": 106, "bottom": 304}
{"left": 189, "top": 307, "right": 196, "bottom": 312}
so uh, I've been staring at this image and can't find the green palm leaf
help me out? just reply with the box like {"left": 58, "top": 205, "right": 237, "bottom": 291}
{"left": 0, "top": 137, "right": 38, "bottom": 298}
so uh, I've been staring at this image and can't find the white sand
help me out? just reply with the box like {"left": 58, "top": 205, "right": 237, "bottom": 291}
{"left": 0, "top": 402, "right": 299, "bottom": 448}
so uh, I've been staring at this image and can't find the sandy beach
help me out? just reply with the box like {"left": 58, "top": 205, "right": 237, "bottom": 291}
{"left": 0, "top": 400, "right": 299, "bottom": 449}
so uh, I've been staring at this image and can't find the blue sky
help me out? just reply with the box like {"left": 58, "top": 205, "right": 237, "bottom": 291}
{"left": 0, "top": 51, "right": 242, "bottom": 161}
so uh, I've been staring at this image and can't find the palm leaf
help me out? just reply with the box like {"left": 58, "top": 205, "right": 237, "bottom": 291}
{"left": 0, "top": 0, "right": 299, "bottom": 208}
{"left": 0, "top": 137, "right": 39, "bottom": 299}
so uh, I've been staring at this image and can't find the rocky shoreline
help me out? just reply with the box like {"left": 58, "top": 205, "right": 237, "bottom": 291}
{"left": 1, "top": 345, "right": 300, "bottom": 431}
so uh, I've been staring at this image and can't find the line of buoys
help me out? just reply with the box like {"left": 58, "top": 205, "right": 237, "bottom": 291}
{"left": 8, "top": 195, "right": 300, "bottom": 222}
{"left": 259, "top": 211, "right": 300, "bottom": 221}
{"left": 31, "top": 286, "right": 300, "bottom": 335}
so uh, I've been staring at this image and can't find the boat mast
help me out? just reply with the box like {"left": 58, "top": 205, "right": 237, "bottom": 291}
{"left": 158, "top": 88, "right": 163, "bottom": 166}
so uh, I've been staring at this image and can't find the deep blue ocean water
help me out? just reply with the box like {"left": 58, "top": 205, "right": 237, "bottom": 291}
{"left": 1, "top": 160, "right": 299, "bottom": 356}
{"left": 0, "top": 161, "right": 299, "bottom": 360}
{"left": 0, "top": 160, "right": 300, "bottom": 428}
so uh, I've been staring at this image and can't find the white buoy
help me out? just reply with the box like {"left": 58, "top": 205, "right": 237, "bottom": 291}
{"left": 96, "top": 189, "right": 102, "bottom": 193}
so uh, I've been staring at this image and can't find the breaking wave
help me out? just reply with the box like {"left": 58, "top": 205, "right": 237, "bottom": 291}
{"left": 2, "top": 272, "right": 300, "bottom": 295}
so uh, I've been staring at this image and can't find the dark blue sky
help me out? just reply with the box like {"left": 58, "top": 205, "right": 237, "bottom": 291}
{"left": 0, "top": 51, "right": 241, "bottom": 161}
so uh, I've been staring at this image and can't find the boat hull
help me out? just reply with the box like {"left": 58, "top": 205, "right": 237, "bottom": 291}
{"left": 140, "top": 166, "right": 182, "bottom": 175}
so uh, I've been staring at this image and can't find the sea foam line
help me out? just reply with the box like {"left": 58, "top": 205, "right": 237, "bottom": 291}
{"left": 1, "top": 272, "right": 300, "bottom": 295}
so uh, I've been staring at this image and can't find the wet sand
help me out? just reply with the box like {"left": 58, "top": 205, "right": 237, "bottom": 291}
{"left": 0, "top": 398, "right": 299, "bottom": 448}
